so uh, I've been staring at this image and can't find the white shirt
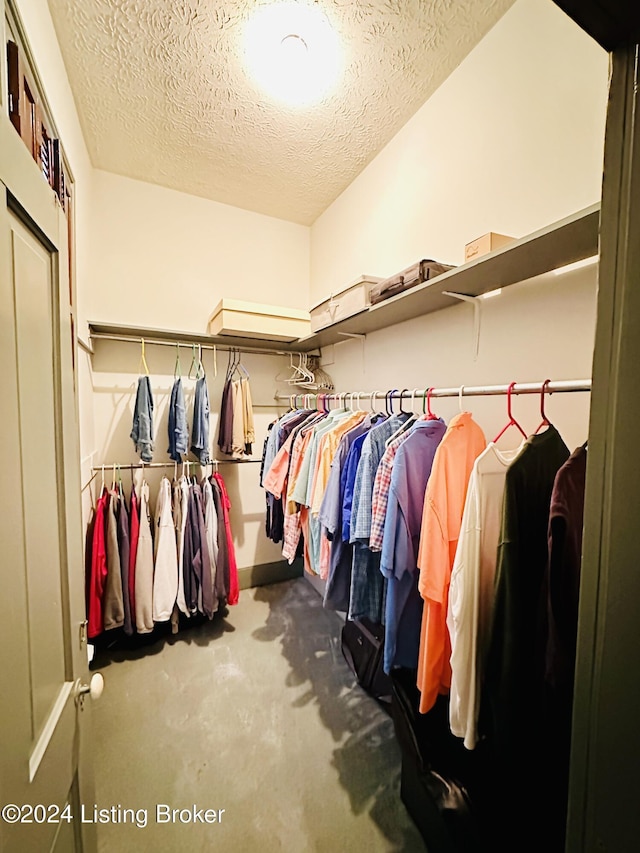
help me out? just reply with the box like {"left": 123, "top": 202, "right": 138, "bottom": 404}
{"left": 152, "top": 477, "right": 179, "bottom": 622}
{"left": 447, "top": 442, "right": 523, "bottom": 749}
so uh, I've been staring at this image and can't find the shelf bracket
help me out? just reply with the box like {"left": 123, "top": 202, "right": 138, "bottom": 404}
{"left": 442, "top": 291, "right": 481, "bottom": 360}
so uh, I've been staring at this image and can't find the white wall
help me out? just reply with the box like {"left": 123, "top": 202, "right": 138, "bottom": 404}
{"left": 82, "top": 171, "right": 310, "bottom": 569}
{"left": 87, "top": 170, "right": 310, "bottom": 333}
{"left": 310, "top": 0, "right": 608, "bottom": 302}
{"left": 310, "top": 0, "right": 608, "bottom": 451}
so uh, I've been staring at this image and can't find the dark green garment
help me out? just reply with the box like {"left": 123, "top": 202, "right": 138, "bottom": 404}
{"left": 483, "top": 425, "right": 570, "bottom": 757}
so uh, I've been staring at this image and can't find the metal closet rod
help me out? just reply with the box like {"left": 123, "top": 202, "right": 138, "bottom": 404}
{"left": 89, "top": 332, "right": 304, "bottom": 359}
{"left": 275, "top": 379, "right": 592, "bottom": 402}
{"left": 92, "top": 460, "right": 261, "bottom": 471}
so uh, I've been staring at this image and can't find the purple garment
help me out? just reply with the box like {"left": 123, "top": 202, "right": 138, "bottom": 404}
{"left": 184, "top": 483, "right": 214, "bottom": 617}
{"left": 380, "top": 418, "right": 446, "bottom": 671}
{"left": 116, "top": 491, "right": 133, "bottom": 636}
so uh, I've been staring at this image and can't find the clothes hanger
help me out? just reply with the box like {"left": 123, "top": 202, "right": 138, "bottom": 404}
{"left": 189, "top": 344, "right": 200, "bottom": 380}
{"left": 534, "top": 379, "right": 552, "bottom": 434}
{"left": 398, "top": 389, "right": 409, "bottom": 415}
{"left": 425, "top": 387, "right": 438, "bottom": 420}
{"left": 139, "top": 338, "right": 150, "bottom": 377}
{"left": 198, "top": 345, "right": 205, "bottom": 379}
{"left": 101, "top": 465, "right": 105, "bottom": 494}
{"left": 174, "top": 343, "right": 182, "bottom": 380}
{"left": 458, "top": 385, "right": 465, "bottom": 414}
{"left": 493, "top": 381, "right": 528, "bottom": 443}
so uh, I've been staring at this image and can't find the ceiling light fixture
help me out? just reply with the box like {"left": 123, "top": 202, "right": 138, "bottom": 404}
{"left": 244, "top": 3, "right": 341, "bottom": 107}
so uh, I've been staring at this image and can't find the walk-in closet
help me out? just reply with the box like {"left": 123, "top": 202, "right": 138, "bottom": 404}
{"left": 2, "top": 1, "right": 640, "bottom": 852}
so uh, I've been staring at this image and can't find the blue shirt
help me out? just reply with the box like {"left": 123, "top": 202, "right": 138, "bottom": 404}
{"left": 381, "top": 418, "right": 446, "bottom": 671}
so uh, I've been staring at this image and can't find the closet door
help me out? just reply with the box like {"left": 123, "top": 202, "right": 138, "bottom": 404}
{"left": 0, "top": 114, "right": 95, "bottom": 851}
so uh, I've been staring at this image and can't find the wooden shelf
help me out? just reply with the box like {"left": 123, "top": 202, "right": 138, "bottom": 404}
{"left": 296, "top": 203, "right": 600, "bottom": 351}
{"left": 88, "top": 322, "right": 310, "bottom": 355}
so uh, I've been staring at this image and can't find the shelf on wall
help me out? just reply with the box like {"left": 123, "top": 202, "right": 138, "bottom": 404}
{"left": 296, "top": 203, "right": 600, "bottom": 351}
{"left": 88, "top": 322, "right": 316, "bottom": 356}
{"left": 88, "top": 203, "right": 599, "bottom": 357}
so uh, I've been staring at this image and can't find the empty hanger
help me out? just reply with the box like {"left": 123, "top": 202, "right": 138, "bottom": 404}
{"left": 493, "top": 381, "right": 527, "bottom": 443}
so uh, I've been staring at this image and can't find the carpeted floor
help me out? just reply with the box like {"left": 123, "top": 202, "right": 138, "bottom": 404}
{"left": 91, "top": 577, "right": 427, "bottom": 852}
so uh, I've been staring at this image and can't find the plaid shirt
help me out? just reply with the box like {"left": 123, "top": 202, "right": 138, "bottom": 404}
{"left": 369, "top": 431, "right": 412, "bottom": 552}
{"left": 282, "top": 425, "right": 318, "bottom": 562}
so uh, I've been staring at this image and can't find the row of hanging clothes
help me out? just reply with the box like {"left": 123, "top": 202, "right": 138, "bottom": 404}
{"left": 260, "top": 382, "right": 588, "bottom": 850}
{"left": 129, "top": 340, "right": 256, "bottom": 465}
{"left": 86, "top": 464, "right": 239, "bottom": 641}
{"left": 130, "top": 339, "right": 213, "bottom": 464}
{"left": 217, "top": 348, "right": 255, "bottom": 457}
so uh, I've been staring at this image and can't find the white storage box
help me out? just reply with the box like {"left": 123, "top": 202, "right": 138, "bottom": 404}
{"left": 310, "top": 275, "right": 382, "bottom": 333}
{"left": 207, "top": 299, "right": 311, "bottom": 343}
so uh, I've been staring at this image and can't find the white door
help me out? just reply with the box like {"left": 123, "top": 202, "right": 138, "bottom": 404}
{"left": 0, "top": 111, "right": 96, "bottom": 852}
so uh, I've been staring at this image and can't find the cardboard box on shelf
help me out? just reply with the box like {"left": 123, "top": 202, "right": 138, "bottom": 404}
{"left": 464, "top": 232, "right": 515, "bottom": 263}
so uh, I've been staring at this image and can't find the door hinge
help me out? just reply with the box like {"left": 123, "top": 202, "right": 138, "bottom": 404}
{"left": 79, "top": 620, "right": 88, "bottom": 648}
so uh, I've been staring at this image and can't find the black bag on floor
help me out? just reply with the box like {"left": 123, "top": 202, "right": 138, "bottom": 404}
{"left": 341, "top": 617, "right": 392, "bottom": 705}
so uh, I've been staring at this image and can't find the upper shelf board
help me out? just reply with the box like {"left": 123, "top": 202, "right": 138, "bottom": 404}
{"left": 296, "top": 203, "right": 600, "bottom": 351}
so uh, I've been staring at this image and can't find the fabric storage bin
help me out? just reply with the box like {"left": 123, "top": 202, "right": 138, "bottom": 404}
{"left": 310, "top": 275, "right": 382, "bottom": 332}
{"left": 207, "top": 299, "right": 311, "bottom": 343}
{"left": 369, "top": 259, "right": 455, "bottom": 305}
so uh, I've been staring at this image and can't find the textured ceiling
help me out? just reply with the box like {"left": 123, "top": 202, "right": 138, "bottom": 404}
{"left": 48, "top": 0, "right": 514, "bottom": 225}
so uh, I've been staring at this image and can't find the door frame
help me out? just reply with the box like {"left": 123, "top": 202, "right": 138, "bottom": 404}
{"left": 0, "top": 102, "right": 96, "bottom": 852}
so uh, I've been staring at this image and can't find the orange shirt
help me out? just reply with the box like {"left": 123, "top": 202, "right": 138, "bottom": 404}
{"left": 416, "top": 411, "right": 486, "bottom": 714}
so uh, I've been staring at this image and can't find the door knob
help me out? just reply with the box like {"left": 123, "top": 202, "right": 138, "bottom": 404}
{"left": 75, "top": 673, "right": 104, "bottom": 707}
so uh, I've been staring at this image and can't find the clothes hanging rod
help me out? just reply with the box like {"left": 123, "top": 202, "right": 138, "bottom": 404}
{"left": 92, "top": 460, "right": 262, "bottom": 471}
{"left": 275, "top": 379, "right": 591, "bottom": 402}
{"left": 89, "top": 331, "right": 305, "bottom": 359}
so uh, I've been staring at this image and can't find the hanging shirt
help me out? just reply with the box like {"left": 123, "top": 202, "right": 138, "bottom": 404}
{"left": 104, "top": 490, "right": 125, "bottom": 630}
{"left": 310, "top": 412, "right": 365, "bottom": 516}
{"left": 135, "top": 481, "right": 155, "bottom": 634}
{"left": 348, "top": 414, "right": 408, "bottom": 623}
{"left": 544, "top": 444, "right": 587, "bottom": 694}
{"left": 152, "top": 477, "right": 179, "bottom": 622}
{"left": 231, "top": 380, "right": 245, "bottom": 456}
{"left": 203, "top": 479, "right": 220, "bottom": 614}
{"left": 212, "top": 473, "right": 239, "bottom": 605}
{"left": 217, "top": 379, "right": 234, "bottom": 455}
{"left": 117, "top": 490, "right": 133, "bottom": 636}
{"left": 241, "top": 377, "right": 255, "bottom": 454}
{"left": 447, "top": 441, "right": 523, "bottom": 749}
{"left": 381, "top": 418, "right": 446, "bottom": 673}
{"left": 130, "top": 375, "right": 154, "bottom": 462}
{"left": 540, "top": 443, "right": 587, "bottom": 853}
{"left": 341, "top": 432, "right": 369, "bottom": 543}
{"left": 416, "top": 411, "right": 487, "bottom": 714}
{"left": 128, "top": 486, "right": 139, "bottom": 631}
{"left": 174, "top": 476, "right": 190, "bottom": 618}
{"left": 369, "top": 429, "right": 415, "bottom": 552}
{"left": 167, "top": 377, "right": 188, "bottom": 462}
{"left": 483, "top": 425, "right": 570, "bottom": 758}
{"left": 87, "top": 489, "right": 109, "bottom": 639}
{"left": 191, "top": 377, "right": 211, "bottom": 465}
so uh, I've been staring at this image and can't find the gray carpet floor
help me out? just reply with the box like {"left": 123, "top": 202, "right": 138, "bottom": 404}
{"left": 91, "top": 577, "right": 427, "bottom": 852}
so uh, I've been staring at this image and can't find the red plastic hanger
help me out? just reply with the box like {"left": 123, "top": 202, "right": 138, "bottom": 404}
{"left": 534, "top": 379, "right": 552, "bottom": 433}
{"left": 493, "top": 381, "right": 528, "bottom": 443}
